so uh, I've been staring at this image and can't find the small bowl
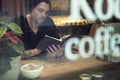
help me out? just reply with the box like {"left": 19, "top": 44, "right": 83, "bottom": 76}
{"left": 79, "top": 73, "right": 92, "bottom": 80}
{"left": 20, "top": 63, "right": 44, "bottom": 79}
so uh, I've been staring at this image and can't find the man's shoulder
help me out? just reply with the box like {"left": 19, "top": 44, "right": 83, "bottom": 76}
{"left": 43, "top": 17, "right": 55, "bottom": 26}
{"left": 12, "top": 16, "right": 26, "bottom": 23}
{"left": 46, "top": 16, "right": 54, "bottom": 22}
{"left": 11, "top": 16, "right": 28, "bottom": 29}
{"left": 17, "top": 16, "right": 26, "bottom": 22}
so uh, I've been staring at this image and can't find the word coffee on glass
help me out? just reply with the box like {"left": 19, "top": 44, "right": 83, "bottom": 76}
{"left": 64, "top": 26, "right": 120, "bottom": 61}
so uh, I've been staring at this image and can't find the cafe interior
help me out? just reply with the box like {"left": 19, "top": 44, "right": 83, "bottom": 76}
{"left": 0, "top": 0, "right": 120, "bottom": 80}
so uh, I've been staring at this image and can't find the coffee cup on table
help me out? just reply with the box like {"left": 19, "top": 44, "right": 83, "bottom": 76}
{"left": 20, "top": 63, "right": 44, "bottom": 79}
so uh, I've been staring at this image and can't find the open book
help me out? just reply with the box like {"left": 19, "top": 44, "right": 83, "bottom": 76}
{"left": 36, "top": 35, "right": 63, "bottom": 51}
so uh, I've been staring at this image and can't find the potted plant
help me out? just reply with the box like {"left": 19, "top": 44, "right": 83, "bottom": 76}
{"left": 0, "top": 20, "right": 24, "bottom": 80}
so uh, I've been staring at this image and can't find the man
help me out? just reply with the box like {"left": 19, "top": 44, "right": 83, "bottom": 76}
{"left": 14, "top": 0, "right": 63, "bottom": 59}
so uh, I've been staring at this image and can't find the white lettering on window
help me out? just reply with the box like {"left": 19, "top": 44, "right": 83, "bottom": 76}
{"left": 94, "top": 0, "right": 114, "bottom": 21}
{"left": 79, "top": 37, "right": 94, "bottom": 58}
{"left": 64, "top": 26, "right": 120, "bottom": 61}
{"left": 64, "top": 37, "right": 80, "bottom": 61}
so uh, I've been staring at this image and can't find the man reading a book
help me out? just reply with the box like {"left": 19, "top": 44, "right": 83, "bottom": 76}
{"left": 14, "top": 0, "right": 64, "bottom": 59}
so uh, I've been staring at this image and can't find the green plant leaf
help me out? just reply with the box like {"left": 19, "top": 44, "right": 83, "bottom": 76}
{"left": 0, "top": 21, "right": 5, "bottom": 25}
{"left": 8, "top": 23, "right": 23, "bottom": 35}
{"left": 6, "top": 40, "right": 24, "bottom": 55}
{"left": 0, "top": 27, "right": 7, "bottom": 38}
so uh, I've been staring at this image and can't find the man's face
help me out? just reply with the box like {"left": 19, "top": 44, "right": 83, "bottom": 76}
{"left": 31, "top": 2, "right": 50, "bottom": 24}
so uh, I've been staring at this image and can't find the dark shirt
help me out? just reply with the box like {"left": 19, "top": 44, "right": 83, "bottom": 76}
{"left": 14, "top": 16, "right": 59, "bottom": 50}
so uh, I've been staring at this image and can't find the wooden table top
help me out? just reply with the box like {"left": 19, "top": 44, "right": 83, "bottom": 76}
{"left": 20, "top": 55, "right": 112, "bottom": 80}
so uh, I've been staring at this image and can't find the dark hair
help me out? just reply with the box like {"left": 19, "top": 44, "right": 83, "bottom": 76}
{"left": 29, "top": 0, "right": 51, "bottom": 12}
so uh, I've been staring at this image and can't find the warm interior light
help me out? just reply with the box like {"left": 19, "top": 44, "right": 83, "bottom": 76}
{"left": 51, "top": 16, "right": 89, "bottom": 26}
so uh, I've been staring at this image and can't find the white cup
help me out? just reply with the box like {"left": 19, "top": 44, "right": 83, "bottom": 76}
{"left": 20, "top": 63, "right": 44, "bottom": 79}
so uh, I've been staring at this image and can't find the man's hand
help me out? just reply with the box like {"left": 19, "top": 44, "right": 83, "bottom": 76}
{"left": 47, "top": 44, "right": 64, "bottom": 57}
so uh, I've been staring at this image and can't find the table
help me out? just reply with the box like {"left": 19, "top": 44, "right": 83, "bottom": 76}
{"left": 19, "top": 55, "right": 114, "bottom": 80}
